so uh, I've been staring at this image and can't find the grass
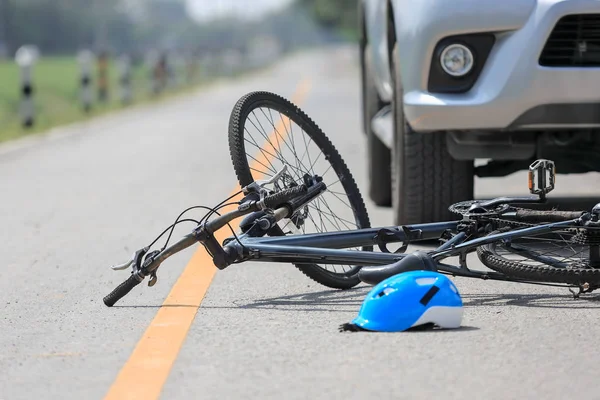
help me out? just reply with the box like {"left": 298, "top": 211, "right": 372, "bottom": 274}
{"left": 0, "top": 56, "right": 206, "bottom": 144}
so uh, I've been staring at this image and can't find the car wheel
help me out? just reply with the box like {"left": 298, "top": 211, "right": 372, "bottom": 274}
{"left": 390, "top": 43, "right": 474, "bottom": 225}
{"left": 363, "top": 44, "right": 392, "bottom": 206}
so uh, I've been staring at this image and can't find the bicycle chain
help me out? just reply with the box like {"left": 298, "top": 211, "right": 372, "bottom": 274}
{"left": 448, "top": 200, "right": 510, "bottom": 217}
{"left": 451, "top": 199, "right": 600, "bottom": 246}
{"left": 487, "top": 217, "right": 600, "bottom": 245}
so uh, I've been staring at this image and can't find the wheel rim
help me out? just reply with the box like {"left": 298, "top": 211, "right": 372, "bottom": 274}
{"left": 490, "top": 229, "right": 598, "bottom": 270}
{"left": 238, "top": 100, "right": 367, "bottom": 277}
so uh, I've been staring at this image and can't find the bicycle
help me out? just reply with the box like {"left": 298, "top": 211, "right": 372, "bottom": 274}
{"left": 103, "top": 91, "right": 600, "bottom": 307}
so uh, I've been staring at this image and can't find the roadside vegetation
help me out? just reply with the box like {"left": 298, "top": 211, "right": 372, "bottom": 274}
{"left": 0, "top": 56, "right": 201, "bottom": 143}
{"left": 0, "top": 0, "right": 355, "bottom": 144}
{"left": 299, "top": 0, "right": 359, "bottom": 40}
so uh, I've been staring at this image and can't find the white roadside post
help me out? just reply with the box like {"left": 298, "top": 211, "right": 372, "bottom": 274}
{"left": 77, "top": 49, "right": 95, "bottom": 112}
{"left": 15, "top": 45, "right": 39, "bottom": 128}
{"left": 118, "top": 54, "right": 132, "bottom": 104}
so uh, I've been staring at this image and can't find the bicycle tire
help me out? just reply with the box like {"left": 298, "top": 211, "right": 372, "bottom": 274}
{"left": 228, "top": 91, "right": 372, "bottom": 289}
{"left": 477, "top": 227, "right": 600, "bottom": 285}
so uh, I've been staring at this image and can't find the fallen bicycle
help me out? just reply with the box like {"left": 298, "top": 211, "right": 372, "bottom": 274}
{"left": 104, "top": 91, "right": 600, "bottom": 308}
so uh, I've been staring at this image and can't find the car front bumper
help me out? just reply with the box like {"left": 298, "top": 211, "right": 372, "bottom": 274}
{"left": 403, "top": 0, "right": 600, "bottom": 132}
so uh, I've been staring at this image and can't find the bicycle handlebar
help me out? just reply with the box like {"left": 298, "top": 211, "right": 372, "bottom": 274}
{"left": 103, "top": 273, "right": 143, "bottom": 306}
{"left": 103, "top": 183, "right": 315, "bottom": 307}
{"left": 262, "top": 185, "right": 307, "bottom": 210}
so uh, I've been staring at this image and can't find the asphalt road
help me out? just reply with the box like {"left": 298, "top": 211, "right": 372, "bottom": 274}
{"left": 2, "top": 46, "right": 600, "bottom": 400}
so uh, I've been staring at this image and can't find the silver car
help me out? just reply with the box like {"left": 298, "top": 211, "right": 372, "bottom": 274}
{"left": 359, "top": 0, "right": 600, "bottom": 224}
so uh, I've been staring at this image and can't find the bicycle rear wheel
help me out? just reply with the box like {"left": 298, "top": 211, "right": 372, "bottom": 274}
{"left": 477, "top": 225, "right": 600, "bottom": 285}
{"left": 228, "top": 91, "right": 372, "bottom": 289}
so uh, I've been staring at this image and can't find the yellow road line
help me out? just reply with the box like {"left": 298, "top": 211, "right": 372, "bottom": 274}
{"left": 104, "top": 79, "right": 312, "bottom": 400}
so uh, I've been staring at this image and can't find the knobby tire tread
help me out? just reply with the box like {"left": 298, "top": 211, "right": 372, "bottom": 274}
{"left": 477, "top": 230, "right": 600, "bottom": 285}
{"left": 228, "top": 91, "right": 372, "bottom": 289}
{"left": 391, "top": 44, "right": 473, "bottom": 224}
{"left": 401, "top": 122, "right": 474, "bottom": 224}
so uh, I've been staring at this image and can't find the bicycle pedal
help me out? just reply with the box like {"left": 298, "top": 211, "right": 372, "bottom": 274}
{"left": 528, "top": 159, "right": 555, "bottom": 197}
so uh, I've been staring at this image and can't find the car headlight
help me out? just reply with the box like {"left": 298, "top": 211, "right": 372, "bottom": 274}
{"left": 440, "top": 44, "right": 474, "bottom": 77}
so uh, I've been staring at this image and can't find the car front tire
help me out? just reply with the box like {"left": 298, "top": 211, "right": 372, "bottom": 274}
{"left": 390, "top": 43, "right": 474, "bottom": 225}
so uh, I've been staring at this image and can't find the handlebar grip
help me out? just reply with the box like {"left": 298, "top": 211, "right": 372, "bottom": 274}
{"left": 103, "top": 274, "right": 142, "bottom": 307}
{"left": 263, "top": 185, "right": 307, "bottom": 209}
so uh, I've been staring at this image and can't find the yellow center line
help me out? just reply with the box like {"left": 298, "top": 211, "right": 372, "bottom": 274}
{"left": 103, "top": 78, "right": 312, "bottom": 400}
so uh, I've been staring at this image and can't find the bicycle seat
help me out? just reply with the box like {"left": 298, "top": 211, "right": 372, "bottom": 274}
{"left": 358, "top": 250, "right": 438, "bottom": 285}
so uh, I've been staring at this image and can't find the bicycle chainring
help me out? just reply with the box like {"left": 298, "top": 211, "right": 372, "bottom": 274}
{"left": 448, "top": 200, "right": 511, "bottom": 218}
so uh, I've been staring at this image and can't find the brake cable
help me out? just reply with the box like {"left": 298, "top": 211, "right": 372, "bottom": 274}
{"left": 159, "top": 190, "right": 243, "bottom": 251}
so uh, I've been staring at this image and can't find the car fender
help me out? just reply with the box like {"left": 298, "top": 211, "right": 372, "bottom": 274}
{"left": 362, "top": 0, "right": 393, "bottom": 103}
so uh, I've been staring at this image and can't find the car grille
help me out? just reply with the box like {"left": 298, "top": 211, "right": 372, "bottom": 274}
{"left": 539, "top": 14, "right": 600, "bottom": 67}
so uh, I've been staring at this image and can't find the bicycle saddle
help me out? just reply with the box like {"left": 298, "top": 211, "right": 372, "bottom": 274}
{"left": 358, "top": 250, "right": 438, "bottom": 285}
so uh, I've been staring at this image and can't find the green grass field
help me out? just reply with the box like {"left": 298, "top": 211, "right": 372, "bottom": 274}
{"left": 0, "top": 56, "right": 204, "bottom": 143}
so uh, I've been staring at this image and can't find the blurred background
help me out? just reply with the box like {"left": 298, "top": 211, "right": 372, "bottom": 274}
{"left": 0, "top": 0, "right": 357, "bottom": 143}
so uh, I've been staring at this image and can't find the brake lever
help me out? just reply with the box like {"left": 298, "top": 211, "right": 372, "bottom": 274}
{"left": 110, "top": 247, "right": 149, "bottom": 271}
{"left": 243, "top": 165, "right": 288, "bottom": 194}
{"left": 110, "top": 259, "right": 134, "bottom": 271}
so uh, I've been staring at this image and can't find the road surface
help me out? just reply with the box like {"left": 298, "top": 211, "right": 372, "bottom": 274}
{"left": 2, "top": 46, "right": 600, "bottom": 400}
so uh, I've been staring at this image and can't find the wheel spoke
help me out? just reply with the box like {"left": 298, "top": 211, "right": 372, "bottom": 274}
{"left": 231, "top": 99, "right": 370, "bottom": 282}
{"left": 489, "top": 229, "right": 593, "bottom": 273}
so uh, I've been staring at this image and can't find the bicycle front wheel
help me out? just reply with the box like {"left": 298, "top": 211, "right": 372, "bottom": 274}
{"left": 228, "top": 91, "right": 371, "bottom": 289}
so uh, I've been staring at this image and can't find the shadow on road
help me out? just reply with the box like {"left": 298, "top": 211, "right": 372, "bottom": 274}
{"left": 234, "top": 285, "right": 600, "bottom": 312}
{"left": 339, "top": 324, "right": 480, "bottom": 333}
{"left": 113, "top": 280, "right": 600, "bottom": 312}
{"left": 461, "top": 292, "right": 600, "bottom": 309}
{"left": 113, "top": 288, "right": 600, "bottom": 311}
{"left": 111, "top": 287, "right": 371, "bottom": 311}
{"left": 231, "top": 286, "right": 371, "bottom": 312}
{"left": 112, "top": 304, "right": 201, "bottom": 308}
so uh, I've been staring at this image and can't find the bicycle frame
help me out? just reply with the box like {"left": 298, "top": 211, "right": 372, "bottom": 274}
{"left": 219, "top": 216, "right": 585, "bottom": 285}
{"left": 232, "top": 222, "right": 457, "bottom": 265}
{"left": 104, "top": 157, "right": 595, "bottom": 308}
{"left": 152, "top": 159, "right": 571, "bottom": 278}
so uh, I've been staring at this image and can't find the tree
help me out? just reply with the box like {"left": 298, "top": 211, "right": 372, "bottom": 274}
{"left": 296, "top": 0, "right": 358, "bottom": 39}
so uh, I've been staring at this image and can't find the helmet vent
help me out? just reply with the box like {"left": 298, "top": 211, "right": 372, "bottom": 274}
{"left": 377, "top": 287, "right": 396, "bottom": 297}
{"left": 419, "top": 285, "right": 440, "bottom": 306}
{"left": 415, "top": 277, "right": 437, "bottom": 286}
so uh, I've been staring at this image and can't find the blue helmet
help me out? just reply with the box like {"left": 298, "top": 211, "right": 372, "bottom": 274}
{"left": 344, "top": 270, "right": 463, "bottom": 332}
